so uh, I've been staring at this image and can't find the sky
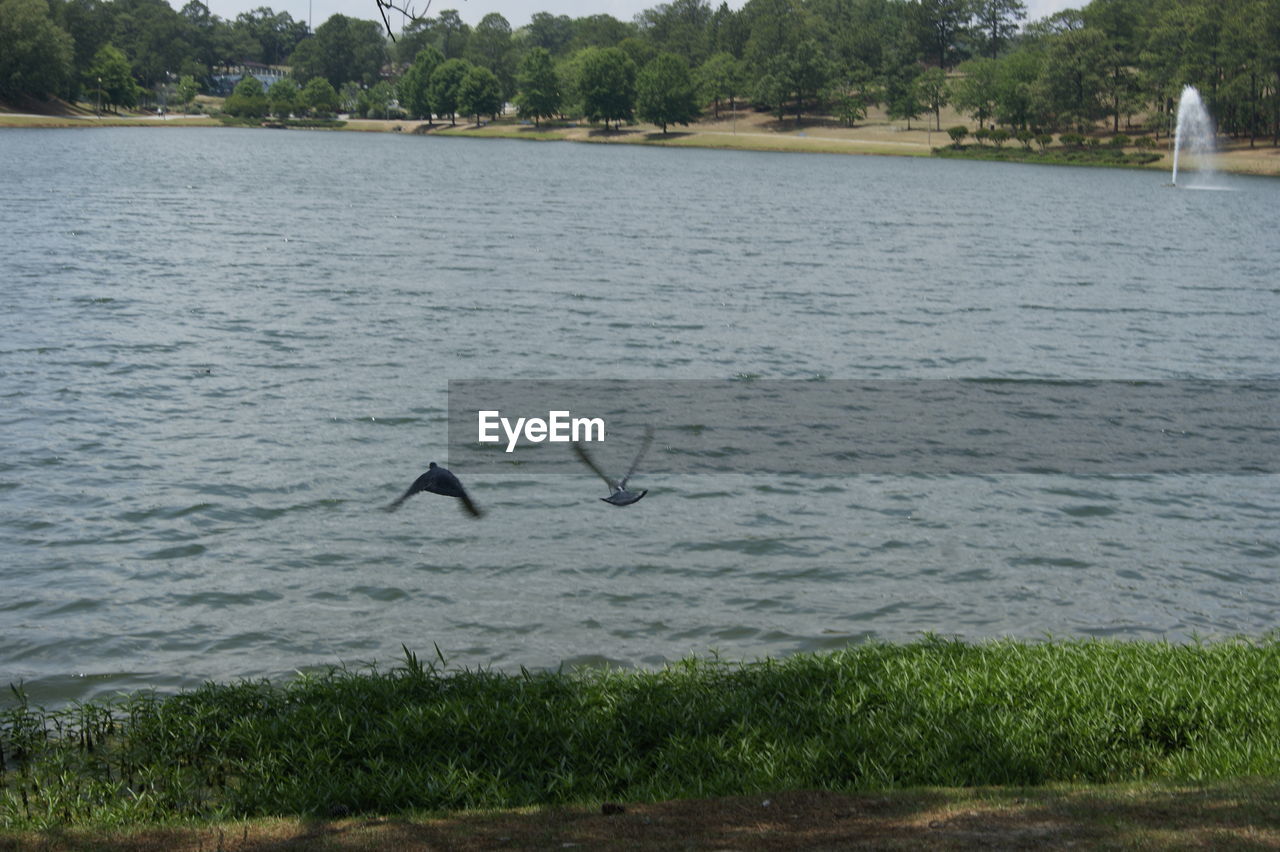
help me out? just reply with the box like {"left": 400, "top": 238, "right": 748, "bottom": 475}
{"left": 195, "top": 0, "right": 1080, "bottom": 39}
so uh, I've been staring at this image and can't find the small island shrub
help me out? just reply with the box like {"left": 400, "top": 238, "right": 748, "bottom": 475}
{"left": 1035, "top": 132, "right": 1053, "bottom": 151}
{"left": 973, "top": 126, "right": 990, "bottom": 145}
{"left": 1110, "top": 133, "right": 1131, "bottom": 148}
{"left": 1015, "top": 128, "right": 1034, "bottom": 150}
{"left": 947, "top": 125, "right": 968, "bottom": 147}
{"left": 989, "top": 127, "right": 1010, "bottom": 148}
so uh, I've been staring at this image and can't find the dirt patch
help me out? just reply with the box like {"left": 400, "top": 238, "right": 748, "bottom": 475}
{"left": 6, "top": 781, "right": 1280, "bottom": 851}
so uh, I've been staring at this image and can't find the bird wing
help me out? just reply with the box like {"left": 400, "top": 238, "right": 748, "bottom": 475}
{"left": 456, "top": 487, "right": 483, "bottom": 518}
{"left": 384, "top": 470, "right": 432, "bottom": 512}
{"left": 619, "top": 426, "right": 654, "bottom": 489}
{"left": 573, "top": 441, "right": 617, "bottom": 489}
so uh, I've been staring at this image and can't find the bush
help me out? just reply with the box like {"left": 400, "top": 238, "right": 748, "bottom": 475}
{"left": 1035, "top": 132, "right": 1053, "bottom": 151}
{"left": 223, "top": 75, "right": 268, "bottom": 119}
{"left": 1058, "top": 132, "right": 1084, "bottom": 148}
{"left": 989, "top": 127, "right": 1010, "bottom": 148}
{"left": 973, "top": 126, "right": 991, "bottom": 146}
{"left": 1015, "top": 128, "right": 1034, "bottom": 150}
{"left": 947, "top": 125, "right": 968, "bottom": 146}
{"left": 1110, "top": 133, "right": 1131, "bottom": 148}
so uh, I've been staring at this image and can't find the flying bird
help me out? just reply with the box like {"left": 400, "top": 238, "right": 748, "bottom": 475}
{"left": 386, "top": 462, "right": 483, "bottom": 517}
{"left": 573, "top": 427, "right": 653, "bottom": 507}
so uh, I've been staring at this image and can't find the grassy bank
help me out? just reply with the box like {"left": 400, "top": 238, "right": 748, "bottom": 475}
{"left": 6, "top": 100, "right": 1280, "bottom": 176}
{"left": 934, "top": 144, "right": 1163, "bottom": 168}
{"left": 4, "top": 637, "right": 1280, "bottom": 831}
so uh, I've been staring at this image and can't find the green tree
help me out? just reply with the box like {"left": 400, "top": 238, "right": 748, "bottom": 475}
{"left": 428, "top": 56, "right": 471, "bottom": 124}
{"left": 514, "top": 46, "right": 560, "bottom": 126}
{"left": 696, "top": 51, "right": 743, "bottom": 118}
{"left": 233, "top": 7, "right": 307, "bottom": 66}
{"left": 785, "top": 38, "right": 833, "bottom": 124}
{"left": 525, "top": 11, "right": 574, "bottom": 55}
{"left": 434, "top": 9, "right": 470, "bottom": 58}
{"left": 359, "top": 78, "right": 394, "bottom": 118}
{"left": 916, "top": 0, "right": 973, "bottom": 69}
{"left": 1084, "top": 0, "right": 1141, "bottom": 133}
{"left": 950, "top": 56, "right": 999, "bottom": 128}
{"left": 399, "top": 45, "right": 443, "bottom": 121}
{"left": 992, "top": 47, "right": 1042, "bottom": 129}
{"left": 972, "top": 0, "right": 1026, "bottom": 58}
{"left": 636, "top": 52, "right": 700, "bottom": 132}
{"left": 882, "top": 39, "right": 923, "bottom": 129}
{"left": 289, "top": 14, "right": 386, "bottom": 89}
{"left": 1036, "top": 26, "right": 1107, "bottom": 130}
{"left": 223, "top": 73, "right": 267, "bottom": 117}
{"left": 916, "top": 66, "right": 948, "bottom": 130}
{"left": 0, "top": 0, "right": 74, "bottom": 99}
{"left": 742, "top": 0, "right": 801, "bottom": 82}
{"left": 175, "top": 73, "right": 198, "bottom": 110}
{"left": 85, "top": 43, "right": 137, "bottom": 111}
{"left": 52, "top": 0, "right": 114, "bottom": 99}
{"left": 465, "top": 12, "right": 514, "bottom": 100}
{"left": 577, "top": 46, "right": 636, "bottom": 129}
{"left": 638, "top": 0, "right": 713, "bottom": 66}
{"left": 616, "top": 36, "right": 658, "bottom": 71}
{"left": 458, "top": 63, "right": 502, "bottom": 123}
{"left": 570, "top": 14, "right": 635, "bottom": 51}
{"left": 300, "top": 75, "right": 338, "bottom": 116}
{"left": 267, "top": 76, "right": 298, "bottom": 117}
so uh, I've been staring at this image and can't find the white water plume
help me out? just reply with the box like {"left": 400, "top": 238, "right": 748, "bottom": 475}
{"left": 1172, "top": 85, "right": 1217, "bottom": 187}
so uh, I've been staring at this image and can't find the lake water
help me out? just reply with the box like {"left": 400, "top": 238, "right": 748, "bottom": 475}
{"left": 2, "top": 127, "right": 1278, "bottom": 705}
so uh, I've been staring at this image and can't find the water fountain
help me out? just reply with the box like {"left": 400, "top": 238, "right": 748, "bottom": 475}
{"left": 1171, "top": 85, "right": 1216, "bottom": 187}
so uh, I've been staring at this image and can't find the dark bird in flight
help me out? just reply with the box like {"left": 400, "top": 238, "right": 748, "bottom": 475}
{"left": 386, "top": 462, "right": 483, "bottom": 517}
{"left": 573, "top": 427, "right": 653, "bottom": 507}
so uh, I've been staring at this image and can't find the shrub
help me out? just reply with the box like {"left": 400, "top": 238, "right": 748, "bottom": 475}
{"left": 947, "top": 125, "right": 968, "bottom": 147}
{"left": 989, "top": 127, "right": 1010, "bottom": 148}
{"left": 1110, "top": 133, "right": 1131, "bottom": 148}
{"left": 223, "top": 75, "right": 268, "bottom": 119}
{"left": 1035, "top": 132, "right": 1053, "bottom": 151}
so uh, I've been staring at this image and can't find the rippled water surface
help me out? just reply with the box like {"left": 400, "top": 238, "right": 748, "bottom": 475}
{"left": 2, "top": 127, "right": 1278, "bottom": 703}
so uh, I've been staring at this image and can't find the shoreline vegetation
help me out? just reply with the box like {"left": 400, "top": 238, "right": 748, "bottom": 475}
{"left": 5, "top": 636, "right": 1280, "bottom": 846}
{"left": 4, "top": 98, "right": 1280, "bottom": 178}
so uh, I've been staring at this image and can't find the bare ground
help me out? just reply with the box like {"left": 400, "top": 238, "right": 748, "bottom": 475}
{"left": 5, "top": 779, "right": 1280, "bottom": 851}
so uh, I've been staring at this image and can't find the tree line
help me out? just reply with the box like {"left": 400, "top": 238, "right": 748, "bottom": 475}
{"left": 2, "top": 0, "right": 1278, "bottom": 143}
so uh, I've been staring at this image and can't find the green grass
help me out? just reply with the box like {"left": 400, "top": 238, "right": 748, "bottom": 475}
{"left": 4, "top": 637, "right": 1280, "bottom": 829}
{"left": 935, "top": 144, "right": 1164, "bottom": 168}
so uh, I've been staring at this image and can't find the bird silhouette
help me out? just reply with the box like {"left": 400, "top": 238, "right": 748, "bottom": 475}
{"left": 573, "top": 426, "right": 653, "bottom": 506}
{"left": 386, "top": 462, "right": 483, "bottom": 517}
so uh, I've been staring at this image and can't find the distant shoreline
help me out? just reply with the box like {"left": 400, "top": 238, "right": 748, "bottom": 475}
{"left": 4, "top": 103, "right": 1279, "bottom": 178}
